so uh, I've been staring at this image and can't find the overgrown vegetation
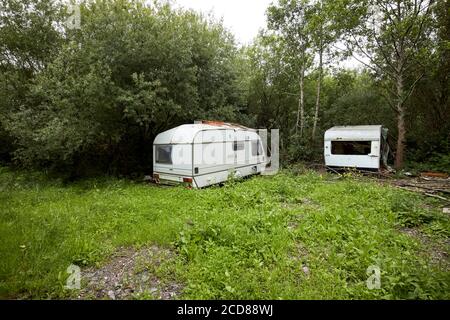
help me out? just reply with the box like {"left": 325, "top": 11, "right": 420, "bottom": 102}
{"left": 0, "top": 0, "right": 449, "bottom": 176}
{"left": 1, "top": 166, "right": 448, "bottom": 299}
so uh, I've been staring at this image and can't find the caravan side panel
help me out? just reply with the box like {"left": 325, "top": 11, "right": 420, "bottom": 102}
{"left": 192, "top": 129, "right": 266, "bottom": 188}
{"left": 324, "top": 140, "right": 381, "bottom": 169}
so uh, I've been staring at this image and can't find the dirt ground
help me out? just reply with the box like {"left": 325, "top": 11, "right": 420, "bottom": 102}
{"left": 78, "top": 245, "right": 182, "bottom": 300}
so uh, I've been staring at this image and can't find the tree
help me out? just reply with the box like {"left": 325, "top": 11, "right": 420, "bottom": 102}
{"left": 2, "top": 0, "right": 249, "bottom": 175}
{"left": 309, "top": 0, "right": 324, "bottom": 141}
{"left": 0, "top": 0, "right": 64, "bottom": 161}
{"left": 268, "top": 0, "right": 341, "bottom": 141}
{"left": 340, "top": 0, "right": 436, "bottom": 169}
{"left": 268, "top": 0, "right": 312, "bottom": 137}
{"left": 308, "top": 0, "right": 343, "bottom": 141}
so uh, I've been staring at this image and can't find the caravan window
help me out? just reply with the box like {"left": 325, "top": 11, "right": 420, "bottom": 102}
{"left": 252, "top": 140, "right": 263, "bottom": 156}
{"left": 233, "top": 141, "right": 245, "bottom": 151}
{"left": 331, "top": 141, "right": 371, "bottom": 155}
{"left": 155, "top": 145, "right": 172, "bottom": 164}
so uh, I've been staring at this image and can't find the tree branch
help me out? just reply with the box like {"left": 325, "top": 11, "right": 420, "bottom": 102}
{"left": 401, "top": 73, "right": 425, "bottom": 106}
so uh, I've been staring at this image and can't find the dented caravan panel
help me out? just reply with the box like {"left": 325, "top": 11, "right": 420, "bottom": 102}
{"left": 153, "top": 123, "right": 267, "bottom": 188}
{"left": 324, "top": 125, "right": 389, "bottom": 170}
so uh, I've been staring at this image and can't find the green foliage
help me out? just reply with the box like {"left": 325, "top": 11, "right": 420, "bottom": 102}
{"left": 286, "top": 134, "right": 319, "bottom": 162}
{"left": 0, "top": 0, "right": 447, "bottom": 174}
{"left": 118, "top": 73, "right": 180, "bottom": 131}
{"left": 248, "top": 0, "right": 447, "bottom": 167}
{"left": 407, "top": 153, "right": 450, "bottom": 175}
{"left": 1, "top": 167, "right": 448, "bottom": 299}
{"left": 0, "top": 0, "right": 250, "bottom": 175}
{"left": 390, "top": 193, "right": 434, "bottom": 228}
{"left": 0, "top": 0, "right": 65, "bottom": 163}
{"left": 320, "top": 70, "right": 396, "bottom": 141}
{"left": 5, "top": 55, "right": 116, "bottom": 169}
{"left": 0, "top": 0, "right": 63, "bottom": 70}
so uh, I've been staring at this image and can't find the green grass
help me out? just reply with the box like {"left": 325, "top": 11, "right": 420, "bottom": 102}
{"left": 0, "top": 166, "right": 448, "bottom": 299}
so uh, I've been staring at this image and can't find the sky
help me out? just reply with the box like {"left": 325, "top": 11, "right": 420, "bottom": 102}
{"left": 173, "top": 0, "right": 362, "bottom": 69}
{"left": 174, "top": 0, "right": 273, "bottom": 45}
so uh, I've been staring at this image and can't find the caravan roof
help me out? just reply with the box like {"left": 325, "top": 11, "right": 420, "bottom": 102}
{"left": 154, "top": 122, "right": 255, "bottom": 145}
{"left": 324, "top": 125, "right": 383, "bottom": 142}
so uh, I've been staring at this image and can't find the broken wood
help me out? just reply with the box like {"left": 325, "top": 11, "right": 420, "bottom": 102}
{"left": 420, "top": 172, "right": 449, "bottom": 179}
{"left": 396, "top": 183, "right": 450, "bottom": 194}
{"left": 424, "top": 193, "right": 449, "bottom": 202}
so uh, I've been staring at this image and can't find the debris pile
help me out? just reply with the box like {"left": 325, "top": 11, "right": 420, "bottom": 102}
{"left": 392, "top": 172, "right": 449, "bottom": 202}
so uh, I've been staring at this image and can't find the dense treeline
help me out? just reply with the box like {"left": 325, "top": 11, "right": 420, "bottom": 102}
{"left": 0, "top": 0, "right": 251, "bottom": 176}
{"left": 0, "top": 0, "right": 448, "bottom": 177}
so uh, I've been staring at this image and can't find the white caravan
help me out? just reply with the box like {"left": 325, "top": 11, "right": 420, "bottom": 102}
{"left": 153, "top": 121, "right": 267, "bottom": 188}
{"left": 324, "top": 125, "right": 389, "bottom": 171}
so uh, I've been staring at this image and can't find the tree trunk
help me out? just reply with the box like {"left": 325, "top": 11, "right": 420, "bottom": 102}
{"left": 395, "top": 107, "right": 406, "bottom": 169}
{"left": 395, "top": 73, "right": 406, "bottom": 169}
{"left": 300, "top": 69, "right": 305, "bottom": 136}
{"left": 295, "top": 64, "right": 305, "bottom": 136}
{"left": 312, "top": 45, "right": 323, "bottom": 141}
